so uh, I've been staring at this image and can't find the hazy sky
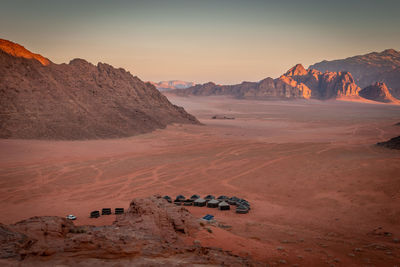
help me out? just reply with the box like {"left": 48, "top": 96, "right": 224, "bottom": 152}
{"left": 1, "top": 0, "right": 399, "bottom": 84}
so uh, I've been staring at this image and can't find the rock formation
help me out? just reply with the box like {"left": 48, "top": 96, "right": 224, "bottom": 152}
{"left": 359, "top": 82, "right": 399, "bottom": 103}
{"left": 279, "top": 64, "right": 360, "bottom": 99}
{"left": 150, "top": 80, "right": 196, "bottom": 91}
{"left": 310, "top": 49, "right": 400, "bottom": 99}
{"left": 174, "top": 64, "right": 360, "bottom": 100}
{"left": 0, "top": 196, "right": 259, "bottom": 266}
{"left": 0, "top": 39, "right": 50, "bottom": 66}
{"left": 0, "top": 39, "right": 199, "bottom": 140}
{"left": 376, "top": 136, "right": 400, "bottom": 150}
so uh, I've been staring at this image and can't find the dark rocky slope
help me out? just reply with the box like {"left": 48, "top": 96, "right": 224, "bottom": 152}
{"left": 376, "top": 136, "right": 400, "bottom": 150}
{"left": 0, "top": 39, "right": 199, "bottom": 140}
{"left": 359, "top": 82, "right": 399, "bottom": 103}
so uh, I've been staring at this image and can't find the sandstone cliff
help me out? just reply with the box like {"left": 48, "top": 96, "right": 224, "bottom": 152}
{"left": 0, "top": 39, "right": 199, "bottom": 140}
{"left": 174, "top": 64, "right": 360, "bottom": 100}
{"left": 310, "top": 49, "right": 400, "bottom": 99}
{"left": 279, "top": 64, "right": 360, "bottom": 99}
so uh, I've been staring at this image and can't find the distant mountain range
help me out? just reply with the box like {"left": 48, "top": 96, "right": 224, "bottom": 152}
{"left": 150, "top": 80, "right": 196, "bottom": 91}
{"left": 173, "top": 64, "right": 366, "bottom": 100}
{"left": 2, "top": 38, "right": 397, "bottom": 141}
{"left": 0, "top": 39, "right": 199, "bottom": 140}
{"left": 172, "top": 50, "right": 400, "bottom": 104}
{"left": 310, "top": 49, "right": 400, "bottom": 98}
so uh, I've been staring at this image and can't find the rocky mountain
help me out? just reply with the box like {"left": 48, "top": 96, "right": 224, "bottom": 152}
{"left": 280, "top": 64, "right": 360, "bottom": 99}
{"left": 0, "top": 196, "right": 260, "bottom": 266}
{"left": 309, "top": 49, "right": 400, "bottom": 98}
{"left": 0, "top": 39, "right": 50, "bottom": 66}
{"left": 377, "top": 136, "right": 400, "bottom": 150}
{"left": 359, "top": 82, "right": 399, "bottom": 103}
{"left": 174, "top": 64, "right": 361, "bottom": 100}
{"left": 0, "top": 39, "right": 199, "bottom": 140}
{"left": 150, "top": 80, "right": 196, "bottom": 91}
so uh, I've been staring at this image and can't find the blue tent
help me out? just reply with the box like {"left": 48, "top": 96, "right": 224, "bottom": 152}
{"left": 202, "top": 214, "right": 214, "bottom": 221}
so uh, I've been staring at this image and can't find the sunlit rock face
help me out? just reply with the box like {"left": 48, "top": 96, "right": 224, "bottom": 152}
{"left": 174, "top": 64, "right": 360, "bottom": 100}
{"left": 0, "top": 39, "right": 50, "bottom": 66}
{"left": 0, "top": 39, "right": 199, "bottom": 140}
{"left": 280, "top": 64, "right": 360, "bottom": 99}
{"left": 310, "top": 49, "right": 400, "bottom": 99}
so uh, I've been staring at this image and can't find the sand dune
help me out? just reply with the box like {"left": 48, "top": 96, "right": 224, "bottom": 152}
{"left": 1, "top": 96, "right": 399, "bottom": 265}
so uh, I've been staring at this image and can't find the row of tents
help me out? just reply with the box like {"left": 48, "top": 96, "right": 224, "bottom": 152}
{"left": 90, "top": 208, "right": 124, "bottom": 218}
{"left": 163, "top": 194, "right": 250, "bottom": 214}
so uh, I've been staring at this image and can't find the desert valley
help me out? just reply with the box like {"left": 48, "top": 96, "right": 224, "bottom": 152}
{"left": 0, "top": 38, "right": 400, "bottom": 266}
{"left": 1, "top": 1, "right": 400, "bottom": 266}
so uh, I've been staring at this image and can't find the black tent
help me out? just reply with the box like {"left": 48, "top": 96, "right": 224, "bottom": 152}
{"left": 175, "top": 195, "right": 185, "bottom": 202}
{"left": 207, "top": 199, "right": 220, "bottom": 208}
{"left": 115, "top": 208, "right": 124, "bottom": 214}
{"left": 204, "top": 195, "right": 215, "bottom": 201}
{"left": 102, "top": 208, "right": 112, "bottom": 215}
{"left": 183, "top": 199, "right": 193, "bottom": 206}
{"left": 190, "top": 194, "right": 200, "bottom": 200}
{"left": 90, "top": 210, "right": 100, "bottom": 218}
{"left": 228, "top": 196, "right": 240, "bottom": 205}
{"left": 236, "top": 205, "right": 249, "bottom": 214}
{"left": 218, "top": 201, "right": 230, "bottom": 210}
{"left": 237, "top": 199, "right": 250, "bottom": 209}
{"left": 217, "top": 195, "right": 229, "bottom": 201}
{"left": 194, "top": 198, "right": 206, "bottom": 207}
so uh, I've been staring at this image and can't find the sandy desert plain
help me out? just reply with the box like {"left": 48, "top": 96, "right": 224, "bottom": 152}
{"left": 0, "top": 95, "right": 400, "bottom": 266}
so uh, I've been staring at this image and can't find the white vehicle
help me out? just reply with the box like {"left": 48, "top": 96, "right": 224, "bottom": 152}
{"left": 66, "top": 214, "right": 77, "bottom": 220}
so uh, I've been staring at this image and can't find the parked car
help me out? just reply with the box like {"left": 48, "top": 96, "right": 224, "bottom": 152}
{"left": 66, "top": 214, "right": 77, "bottom": 220}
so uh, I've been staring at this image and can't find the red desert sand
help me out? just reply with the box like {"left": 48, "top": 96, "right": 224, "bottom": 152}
{"left": 1, "top": 96, "right": 400, "bottom": 266}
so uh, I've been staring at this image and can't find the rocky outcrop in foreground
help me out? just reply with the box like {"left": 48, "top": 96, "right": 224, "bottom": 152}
{"left": 0, "top": 196, "right": 259, "bottom": 266}
{"left": 173, "top": 64, "right": 361, "bottom": 100}
{"left": 0, "top": 39, "right": 199, "bottom": 140}
{"left": 310, "top": 49, "right": 400, "bottom": 99}
{"left": 376, "top": 136, "right": 400, "bottom": 150}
